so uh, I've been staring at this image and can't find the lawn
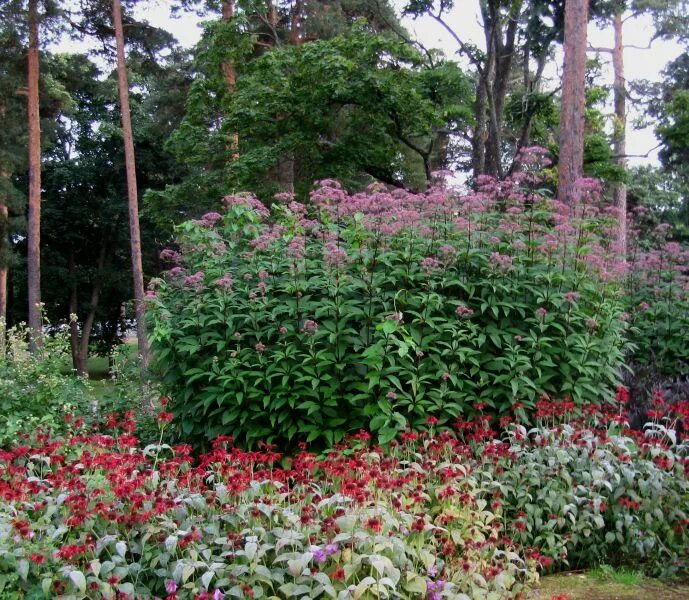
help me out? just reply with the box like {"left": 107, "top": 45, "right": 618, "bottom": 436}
{"left": 535, "top": 568, "right": 689, "bottom": 599}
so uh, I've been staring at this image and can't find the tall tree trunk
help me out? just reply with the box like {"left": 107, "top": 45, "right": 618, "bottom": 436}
{"left": 289, "top": 0, "right": 303, "bottom": 46}
{"left": 27, "top": 0, "right": 42, "bottom": 349}
{"left": 0, "top": 169, "right": 8, "bottom": 326}
{"left": 472, "top": 72, "right": 488, "bottom": 177}
{"left": 222, "top": 0, "right": 239, "bottom": 158}
{"left": 112, "top": 0, "right": 149, "bottom": 371}
{"left": 612, "top": 10, "right": 627, "bottom": 255}
{"left": 558, "top": 0, "right": 589, "bottom": 203}
{"left": 481, "top": 0, "right": 522, "bottom": 179}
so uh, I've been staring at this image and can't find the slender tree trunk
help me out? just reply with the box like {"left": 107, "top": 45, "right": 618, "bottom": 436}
{"left": 485, "top": 23, "right": 519, "bottom": 178}
{"left": 27, "top": 0, "right": 42, "bottom": 349}
{"left": 472, "top": 72, "right": 488, "bottom": 177}
{"left": 558, "top": 0, "right": 589, "bottom": 203}
{"left": 0, "top": 169, "right": 8, "bottom": 326}
{"left": 612, "top": 10, "right": 627, "bottom": 255}
{"left": 112, "top": 0, "right": 149, "bottom": 371}
{"left": 289, "top": 0, "right": 303, "bottom": 46}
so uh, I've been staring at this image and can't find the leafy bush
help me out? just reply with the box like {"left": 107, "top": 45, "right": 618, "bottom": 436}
{"left": 0, "top": 322, "right": 92, "bottom": 447}
{"left": 0, "top": 422, "right": 537, "bottom": 600}
{"left": 626, "top": 213, "right": 689, "bottom": 376}
{"left": 1, "top": 401, "right": 687, "bottom": 598}
{"left": 148, "top": 159, "right": 629, "bottom": 447}
{"left": 477, "top": 394, "right": 689, "bottom": 575}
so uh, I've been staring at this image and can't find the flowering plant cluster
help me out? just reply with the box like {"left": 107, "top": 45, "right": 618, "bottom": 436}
{"left": 626, "top": 209, "right": 689, "bottom": 377}
{"left": 0, "top": 321, "right": 92, "bottom": 447}
{"left": 1, "top": 391, "right": 687, "bottom": 598}
{"left": 148, "top": 155, "right": 629, "bottom": 447}
{"left": 0, "top": 416, "right": 539, "bottom": 599}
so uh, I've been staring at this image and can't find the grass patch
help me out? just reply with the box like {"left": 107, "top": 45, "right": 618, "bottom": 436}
{"left": 535, "top": 569, "right": 689, "bottom": 599}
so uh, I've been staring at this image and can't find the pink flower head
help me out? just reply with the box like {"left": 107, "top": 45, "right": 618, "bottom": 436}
{"left": 421, "top": 257, "right": 440, "bottom": 272}
{"left": 302, "top": 320, "right": 318, "bottom": 335}
{"left": 489, "top": 252, "right": 513, "bottom": 269}
{"left": 455, "top": 304, "right": 474, "bottom": 318}
{"left": 255, "top": 342, "right": 266, "bottom": 353}
{"left": 215, "top": 274, "right": 234, "bottom": 290}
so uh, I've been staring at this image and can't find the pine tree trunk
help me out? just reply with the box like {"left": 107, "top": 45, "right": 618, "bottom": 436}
{"left": 612, "top": 10, "right": 627, "bottom": 256}
{"left": 557, "top": 0, "right": 589, "bottom": 203}
{"left": 0, "top": 169, "right": 8, "bottom": 326}
{"left": 27, "top": 0, "right": 42, "bottom": 349}
{"left": 112, "top": 0, "right": 149, "bottom": 371}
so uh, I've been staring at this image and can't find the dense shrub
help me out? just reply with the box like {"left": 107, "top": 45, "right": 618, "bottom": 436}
{"left": 0, "top": 322, "right": 92, "bottom": 447}
{"left": 1, "top": 398, "right": 687, "bottom": 598}
{"left": 480, "top": 393, "right": 689, "bottom": 575}
{"left": 148, "top": 156, "right": 629, "bottom": 447}
{"left": 0, "top": 420, "right": 537, "bottom": 600}
{"left": 626, "top": 211, "right": 689, "bottom": 377}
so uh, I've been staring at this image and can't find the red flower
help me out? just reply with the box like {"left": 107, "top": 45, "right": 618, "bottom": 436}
{"left": 158, "top": 411, "right": 174, "bottom": 424}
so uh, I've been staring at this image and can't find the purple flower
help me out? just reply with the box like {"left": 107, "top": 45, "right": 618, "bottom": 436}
{"left": 302, "top": 319, "right": 318, "bottom": 335}
{"left": 213, "top": 590, "right": 225, "bottom": 600}
{"left": 165, "top": 580, "right": 178, "bottom": 594}
{"left": 489, "top": 252, "right": 513, "bottom": 269}
{"left": 160, "top": 248, "right": 182, "bottom": 264}
{"left": 325, "top": 543, "right": 339, "bottom": 555}
{"left": 312, "top": 548, "right": 327, "bottom": 563}
{"left": 455, "top": 304, "right": 474, "bottom": 318}
{"left": 420, "top": 256, "right": 440, "bottom": 272}
{"left": 215, "top": 274, "right": 234, "bottom": 290}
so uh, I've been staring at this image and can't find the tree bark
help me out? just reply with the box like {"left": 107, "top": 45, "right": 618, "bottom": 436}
{"left": 69, "top": 246, "right": 106, "bottom": 376}
{"left": 27, "top": 0, "right": 42, "bottom": 349}
{"left": 612, "top": 10, "right": 627, "bottom": 255}
{"left": 558, "top": 0, "right": 589, "bottom": 203}
{"left": 0, "top": 169, "right": 9, "bottom": 326}
{"left": 289, "top": 0, "right": 303, "bottom": 46}
{"left": 484, "top": 1, "right": 521, "bottom": 178}
{"left": 112, "top": 0, "right": 149, "bottom": 371}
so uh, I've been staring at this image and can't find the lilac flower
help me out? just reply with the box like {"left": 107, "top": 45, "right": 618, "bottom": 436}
{"left": 323, "top": 242, "right": 348, "bottom": 268}
{"left": 302, "top": 320, "right": 318, "bottom": 335}
{"left": 160, "top": 248, "right": 182, "bottom": 264}
{"left": 183, "top": 271, "right": 205, "bottom": 289}
{"left": 325, "top": 543, "right": 339, "bottom": 555}
{"left": 489, "top": 252, "right": 513, "bottom": 269}
{"left": 223, "top": 192, "right": 270, "bottom": 219}
{"left": 215, "top": 274, "right": 234, "bottom": 290}
{"left": 421, "top": 256, "right": 440, "bottom": 272}
{"left": 312, "top": 548, "right": 327, "bottom": 563}
{"left": 455, "top": 304, "right": 474, "bottom": 318}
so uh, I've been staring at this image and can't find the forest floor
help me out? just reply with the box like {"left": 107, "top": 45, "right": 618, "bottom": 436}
{"left": 533, "top": 568, "right": 689, "bottom": 599}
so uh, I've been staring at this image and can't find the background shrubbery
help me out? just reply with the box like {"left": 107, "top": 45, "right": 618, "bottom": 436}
{"left": 149, "top": 164, "right": 629, "bottom": 448}
{"left": 0, "top": 322, "right": 92, "bottom": 447}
